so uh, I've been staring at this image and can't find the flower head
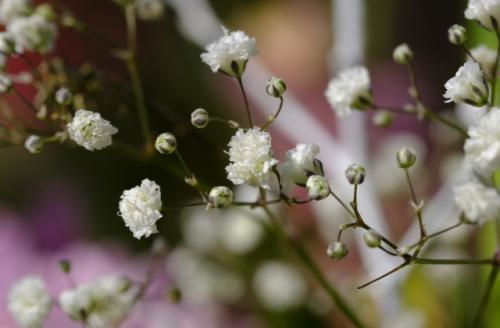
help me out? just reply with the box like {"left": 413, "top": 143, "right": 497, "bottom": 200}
{"left": 280, "top": 143, "right": 320, "bottom": 193}
{"left": 119, "top": 179, "right": 163, "bottom": 239}
{"left": 444, "top": 60, "right": 488, "bottom": 106}
{"left": 454, "top": 180, "right": 500, "bottom": 224}
{"left": 0, "top": 0, "right": 32, "bottom": 25}
{"left": 201, "top": 27, "right": 257, "bottom": 77}
{"left": 225, "top": 128, "right": 278, "bottom": 188}
{"left": 306, "top": 175, "right": 330, "bottom": 200}
{"left": 8, "top": 13, "right": 57, "bottom": 53}
{"left": 325, "top": 66, "right": 372, "bottom": 117}
{"left": 464, "top": 108, "right": 500, "bottom": 178}
{"left": 8, "top": 276, "right": 52, "bottom": 328}
{"left": 67, "top": 109, "right": 118, "bottom": 151}
{"left": 465, "top": 0, "right": 500, "bottom": 30}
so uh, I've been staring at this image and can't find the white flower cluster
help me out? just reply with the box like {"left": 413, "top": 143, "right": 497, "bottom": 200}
{"left": 7, "top": 276, "right": 52, "bottom": 328}
{"left": 226, "top": 128, "right": 278, "bottom": 189}
{"left": 201, "top": 27, "right": 258, "bottom": 77}
{"left": 465, "top": 0, "right": 500, "bottom": 30}
{"left": 59, "top": 275, "right": 138, "bottom": 328}
{"left": 325, "top": 66, "right": 372, "bottom": 117}
{"left": 119, "top": 178, "right": 163, "bottom": 239}
{"left": 66, "top": 109, "right": 118, "bottom": 151}
{"left": 8, "top": 13, "right": 57, "bottom": 53}
{"left": 454, "top": 180, "right": 500, "bottom": 224}
{"left": 444, "top": 60, "right": 488, "bottom": 106}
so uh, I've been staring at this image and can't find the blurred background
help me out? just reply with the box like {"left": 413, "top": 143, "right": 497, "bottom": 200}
{"left": 0, "top": 0, "right": 498, "bottom": 327}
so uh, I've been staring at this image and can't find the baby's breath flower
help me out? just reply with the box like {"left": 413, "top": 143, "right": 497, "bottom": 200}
{"left": 0, "top": 0, "right": 32, "bottom": 25}
{"left": 8, "top": 13, "right": 57, "bottom": 54}
{"left": 325, "top": 66, "right": 372, "bottom": 117}
{"left": 465, "top": 0, "right": 500, "bottom": 31}
{"left": 444, "top": 61, "right": 488, "bottom": 106}
{"left": 201, "top": 27, "right": 258, "bottom": 77}
{"left": 24, "top": 135, "right": 43, "bottom": 154}
{"left": 280, "top": 143, "right": 320, "bottom": 193}
{"left": 209, "top": 186, "right": 233, "bottom": 208}
{"left": 8, "top": 276, "right": 52, "bottom": 328}
{"left": 327, "top": 241, "right": 348, "bottom": 260}
{"left": 136, "top": 0, "right": 164, "bottom": 21}
{"left": 265, "top": 76, "right": 287, "bottom": 98}
{"left": 448, "top": 24, "right": 467, "bottom": 45}
{"left": 225, "top": 128, "right": 278, "bottom": 189}
{"left": 396, "top": 147, "right": 417, "bottom": 169}
{"left": 345, "top": 163, "right": 366, "bottom": 185}
{"left": 393, "top": 43, "right": 413, "bottom": 64}
{"left": 190, "top": 108, "right": 209, "bottom": 129}
{"left": 155, "top": 132, "right": 177, "bottom": 154}
{"left": 464, "top": 108, "right": 500, "bottom": 178}
{"left": 55, "top": 87, "right": 72, "bottom": 105}
{"left": 372, "top": 110, "right": 394, "bottom": 128}
{"left": 471, "top": 45, "right": 497, "bottom": 76}
{"left": 306, "top": 175, "right": 330, "bottom": 200}
{"left": 363, "top": 230, "right": 382, "bottom": 248}
{"left": 454, "top": 180, "right": 500, "bottom": 224}
{"left": 118, "top": 178, "right": 163, "bottom": 239}
{"left": 67, "top": 109, "right": 118, "bottom": 151}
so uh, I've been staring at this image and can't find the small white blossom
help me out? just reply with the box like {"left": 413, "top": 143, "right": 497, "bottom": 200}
{"left": 266, "top": 76, "right": 287, "bottom": 98}
{"left": 55, "top": 87, "right": 72, "bottom": 105}
{"left": 0, "top": 0, "right": 32, "bottom": 25}
{"left": 119, "top": 178, "right": 163, "bottom": 239}
{"left": 59, "top": 275, "right": 138, "bottom": 328}
{"left": 136, "top": 0, "right": 164, "bottom": 21}
{"left": 280, "top": 143, "right": 320, "bottom": 193}
{"left": 444, "top": 60, "right": 488, "bottom": 106}
{"left": 67, "top": 109, "right": 118, "bottom": 151}
{"left": 24, "top": 135, "right": 43, "bottom": 154}
{"left": 471, "top": 45, "right": 497, "bottom": 76}
{"left": 208, "top": 186, "right": 233, "bottom": 208}
{"left": 325, "top": 66, "right": 372, "bottom": 117}
{"left": 253, "top": 261, "right": 307, "bottom": 312}
{"left": 464, "top": 108, "right": 500, "bottom": 178}
{"left": 201, "top": 27, "right": 258, "bottom": 77}
{"left": 454, "top": 180, "right": 500, "bottom": 223}
{"left": 225, "top": 128, "right": 278, "bottom": 188}
{"left": 8, "top": 276, "right": 52, "bottom": 328}
{"left": 8, "top": 13, "right": 57, "bottom": 54}
{"left": 465, "top": 0, "right": 500, "bottom": 30}
{"left": 306, "top": 175, "right": 330, "bottom": 200}
{"left": 393, "top": 43, "right": 413, "bottom": 64}
{"left": 191, "top": 108, "right": 209, "bottom": 129}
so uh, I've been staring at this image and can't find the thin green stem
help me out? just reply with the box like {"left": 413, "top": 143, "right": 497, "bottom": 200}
{"left": 404, "top": 168, "right": 426, "bottom": 238}
{"left": 236, "top": 76, "right": 253, "bottom": 128}
{"left": 329, "top": 190, "right": 356, "bottom": 218}
{"left": 472, "top": 266, "right": 499, "bottom": 327}
{"left": 261, "top": 97, "right": 284, "bottom": 130}
{"left": 358, "top": 261, "right": 410, "bottom": 289}
{"left": 174, "top": 149, "right": 208, "bottom": 201}
{"left": 424, "top": 110, "right": 468, "bottom": 137}
{"left": 414, "top": 258, "right": 494, "bottom": 265}
{"left": 489, "top": 30, "right": 500, "bottom": 107}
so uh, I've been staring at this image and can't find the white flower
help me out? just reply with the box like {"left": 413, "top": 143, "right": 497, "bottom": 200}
{"left": 119, "top": 178, "right": 163, "bottom": 239}
{"left": 464, "top": 108, "right": 500, "bottom": 178}
{"left": 67, "top": 109, "right": 118, "bottom": 151}
{"left": 200, "top": 27, "right": 258, "bottom": 77}
{"left": 225, "top": 128, "right": 278, "bottom": 188}
{"left": 59, "top": 275, "right": 138, "bottom": 328}
{"left": 280, "top": 143, "right": 320, "bottom": 194}
{"left": 8, "top": 13, "right": 57, "bottom": 53}
{"left": 325, "top": 66, "right": 372, "bottom": 117}
{"left": 471, "top": 45, "right": 497, "bottom": 76}
{"left": 24, "top": 135, "right": 43, "bottom": 154}
{"left": 8, "top": 276, "right": 52, "bottom": 328}
{"left": 136, "top": 0, "right": 164, "bottom": 21}
{"left": 306, "top": 175, "right": 330, "bottom": 200}
{"left": 208, "top": 186, "right": 233, "bottom": 208}
{"left": 393, "top": 43, "right": 413, "bottom": 64}
{"left": 454, "top": 180, "right": 500, "bottom": 223}
{"left": 465, "top": 0, "right": 500, "bottom": 30}
{"left": 220, "top": 211, "right": 263, "bottom": 254}
{"left": 0, "top": 0, "right": 32, "bottom": 25}
{"left": 444, "top": 60, "right": 488, "bottom": 106}
{"left": 253, "top": 261, "right": 307, "bottom": 311}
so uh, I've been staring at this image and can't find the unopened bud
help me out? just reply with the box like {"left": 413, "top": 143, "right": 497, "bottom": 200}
{"left": 191, "top": 108, "right": 209, "bottom": 129}
{"left": 345, "top": 163, "right": 366, "bottom": 185}
{"left": 396, "top": 147, "right": 417, "bottom": 169}
{"left": 24, "top": 135, "right": 43, "bottom": 154}
{"left": 448, "top": 24, "right": 467, "bottom": 45}
{"left": 265, "top": 76, "right": 287, "bottom": 98}
{"left": 228, "top": 120, "right": 240, "bottom": 129}
{"left": 208, "top": 186, "right": 233, "bottom": 208}
{"left": 393, "top": 43, "right": 413, "bottom": 64}
{"left": 55, "top": 87, "right": 73, "bottom": 106}
{"left": 327, "top": 241, "right": 348, "bottom": 260}
{"left": 363, "top": 230, "right": 381, "bottom": 248}
{"left": 155, "top": 132, "right": 177, "bottom": 155}
{"left": 306, "top": 175, "right": 330, "bottom": 200}
{"left": 372, "top": 110, "right": 394, "bottom": 128}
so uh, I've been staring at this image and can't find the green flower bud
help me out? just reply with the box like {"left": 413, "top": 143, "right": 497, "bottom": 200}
{"left": 327, "top": 241, "right": 348, "bottom": 260}
{"left": 396, "top": 147, "right": 417, "bottom": 169}
{"left": 363, "top": 230, "right": 381, "bottom": 248}
{"left": 265, "top": 76, "right": 287, "bottom": 98}
{"left": 190, "top": 108, "right": 209, "bottom": 129}
{"left": 448, "top": 24, "right": 467, "bottom": 45}
{"left": 372, "top": 110, "right": 394, "bottom": 128}
{"left": 393, "top": 43, "right": 413, "bottom": 65}
{"left": 209, "top": 186, "right": 233, "bottom": 208}
{"left": 345, "top": 163, "right": 366, "bottom": 185}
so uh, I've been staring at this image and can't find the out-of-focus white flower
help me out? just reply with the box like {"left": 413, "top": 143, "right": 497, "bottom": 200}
{"left": 464, "top": 108, "right": 500, "bottom": 178}
{"left": 280, "top": 143, "right": 320, "bottom": 194}
{"left": 66, "top": 109, "right": 118, "bottom": 151}
{"left": 444, "top": 60, "right": 488, "bottom": 106}
{"left": 393, "top": 43, "right": 413, "bottom": 64}
{"left": 226, "top": 128, "right": 278, "bottom": 189}
{"left": 454, "top": 180, "right": 500, "bottom": 223}
{"left": 220, "top": 211, "right": 263, "bottom": 254}
{"left": 253, "top": 261, "right": 307, "bottom": 312}
{"left": 208, "top": 186, "right": 233, "bottom": 208}
{"left": 306, "top": 175, "right": 330, "bottom": 200}
{"left": 8, "top": 14, "right": 57, "bottom": 53}
{"left": 119, "top": 179, "right": 163, "bottom": 239}
{"left": 465, "top": 0, "right": 500, "bottom": 30}
{"left": 382, "top": 310, "right": 424, "bottom": 328}
{"left": 0, "top": 0, "right": 32, "bottom": 25}
{"left": 8, "top": 276, "right": 52, "bottom": 328}
{"left": 200, "top": 27, "right": 257, "bottom": 77}
{"left": 59, "top": 275, "right": 138, "bottom": 328}
{"left": 471, "top": 45, "right": 497, "bottom": 76}
{"left": 325, "top": 66, "right": 372, "bottom": 117}
{"left": 24, "top": 135, "right": 43, "bottom": 154}
{"left": 136, "top": 0, "right": 164, "bottom": 21}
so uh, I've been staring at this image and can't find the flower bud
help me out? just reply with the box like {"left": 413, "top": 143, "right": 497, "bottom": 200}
{"left": 306, "top": 175, "right": 330, "bottom": 200}
{"left": 265, "top": 76, "right": 287, "bottom": 98}
{"left": 396, "top": 146, "right": 417, "bottom": 169}
{"left": 190, "top": 108, "right": 209, "bottom": 129}
{"left": 327, "top": 241, "right": 348, "bottom": 260}
{"left": 372, "top": 110, "right": 394, "bottom": 128}
{"left": 363, "top": 230, "right": 381, "bottom": 248}
{"left": 24, "top": 135, "right": 43, "bottom": 154}
{"left": 345, "top": 163, "right": 366, "bottom": 185}
{"left": 155, "top": 132, "right": 177, "bottom": 155}
{"left": 393, "top": 43, "right": 413, "bottom": 64}
{"left": 209, "top": 186, "right": 233, "bottom": 208}
{"left": 55, "top": 87, "right": 72, "bottom": 106}
{"left": 448, "top": 24, "right": 467, "bottom": 45}
{"left": 228, "top": 120, "right": 240, "bottom": 129}
{"left": 0, "top": 33, "right": 16, "bottom": 54}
